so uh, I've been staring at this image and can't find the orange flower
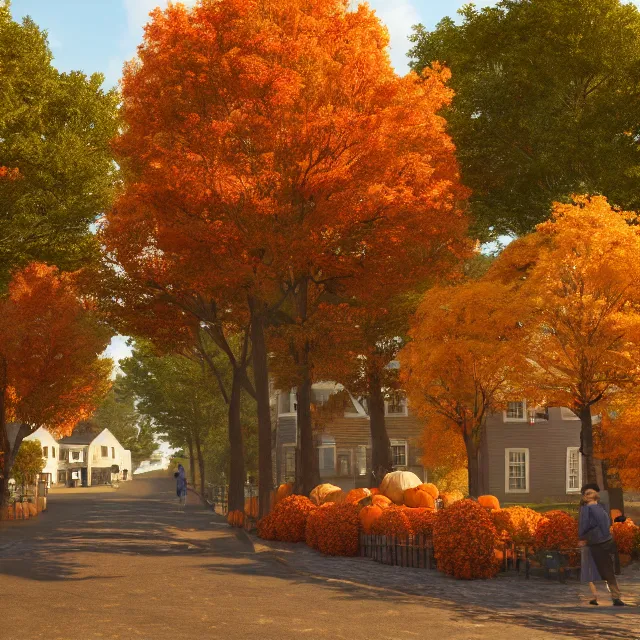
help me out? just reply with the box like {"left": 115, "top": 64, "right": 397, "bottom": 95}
{"left": 611, "top": 521, "right": 639, "bottom": 555}
{"left": 534, "top": 510, "right": 580, "bottom": 564}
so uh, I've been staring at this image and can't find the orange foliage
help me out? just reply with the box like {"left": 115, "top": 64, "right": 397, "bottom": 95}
{"left": 611, "top": 521, "right": 638, "bottom": 555}
{"left": 404, "top": 508, "right": 436, "bottom": 538}
{"left": 534, "top": 511, "right": 580, "bottom": 563}
{"left": 257, "top": 513, "right": 277, "bottom": 541}
{"left": 305, "top": 503, "right": 360, "bottom": 556}
{"left": 440, "top": 490, "right": 464, "bottom": 507}
{"left": 599, "top": 399, "right": 640, "bottom": 491}
{"left": 270, "top": 495, "right": 317, "bottom": 543}
{"left": 492, "top": 506, "right": 543, "bottom": 546}
{"left": 345, "top": 488, "right": 371, "bottom": 504}
{"left": 432, "top": 499, "right": 500, "bottom": 580}
{"left": 0, "top": 264, "right": 112, "bottom": 438}
{"left": 370, "top": 505, "right": 412, "bottom": 539}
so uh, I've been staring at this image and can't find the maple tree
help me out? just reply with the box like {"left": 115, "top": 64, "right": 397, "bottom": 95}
{"left": 11, "top": 439, "right": 44, "bottom": 489}
{"left": 0, "top": 4, "right": 119, "bottom": 287}
{"left": 486, "top": 196, "right": 640, "bottom": 485}
{"left": 0, "top": 263, "right": 112, "bottom": 513}
{"left": 410, "top": 0, "right": 640, "bottom": 238}
{"left": 400, "top": 279, "right": 528, "bottom": 496}
{"left": 104, "top": 0, "right": 468, "bottom": 502}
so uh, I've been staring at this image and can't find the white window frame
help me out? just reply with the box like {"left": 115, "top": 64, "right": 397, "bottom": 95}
{"left": 504, "top": 400, "right": 527, "bottom": 423}
{"left": 385, "top": 396, "right": 408, "bottom": 417}
{"left": 356, "top": 445, "right": 368, "bottom": 476}
{"left": 390, "top": 439, "right": 408, "bottom": 468}
{"left": 505, "top": 448, "right": 530, "bottom": 494}
{"left": 317, "top": 444, "right": 336, "bottom": 475}
{"left": 566, "top": 447, "right": 582, "bottom": 493}
{"left": 561, "top": 407, "right": 580, "bottom": 421}
{"left": 42, "top": 446, "right": 48, "bottom": 458}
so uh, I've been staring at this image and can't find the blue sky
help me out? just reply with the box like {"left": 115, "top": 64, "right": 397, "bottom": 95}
{"left": 10, "top": 1, "right": 500, "bottom": 86}
{"left": 9, "top": 0, "right": 504, "bottom": 366}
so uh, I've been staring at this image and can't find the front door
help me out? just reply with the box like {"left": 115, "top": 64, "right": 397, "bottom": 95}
{"left": 81, "top": 467, "right": 88, "bottom": 487}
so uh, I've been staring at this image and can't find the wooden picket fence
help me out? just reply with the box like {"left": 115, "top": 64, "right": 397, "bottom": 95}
{"left": 360, "top": 533, "right": 436, "bottom": 569}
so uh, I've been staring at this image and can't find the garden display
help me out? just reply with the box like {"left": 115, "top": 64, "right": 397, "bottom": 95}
{"left": 379, "top": 470, "right": 422, "bottom": 504}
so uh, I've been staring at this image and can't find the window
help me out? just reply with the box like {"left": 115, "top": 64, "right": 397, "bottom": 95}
{"left": 52, "top": 447, "right": 56, "bottom": 459}
{"left": 504, "top": 401, "right": 527, "bottom": 422}
{"left": 337, "top": 450, "right": 351, "bottom": 477}
{"left": 283, "top": 445, "right": 296, "bottom": 482}
{"left": 566, "top": 447, "right": 582, "bottom": 493}
{"left": 42, "top": 446, "right": 48, "bottom": 458}
{"left": 112, "top": 447, "right": 115, "bottom": 459}
{"left": 505, "top": 448, "right": 529, "bottom": 493}
{"left": 72, "top": 451, "right": 81, "bottom": 461}
{"left": 385, "top": 396, "right": 408, "bottom": 417}
{"left": 390, "top": 440, "right": 408, "bottom": 467}
{"left": 101, "top": 446, "right": 108, "bottom": 457}
{"left": 356, "top": 446, "right": 368, "bottom": 477}
{"left": 561, "top": 407, "right": 580, "bottom": 421}
{"left": 318, "top": 445, "right": 336, "bottom": 477}
{"left": 533, "top": 407, "right": 549, "bottom": 422}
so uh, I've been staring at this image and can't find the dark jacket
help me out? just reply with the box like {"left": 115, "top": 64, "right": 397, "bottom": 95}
{"left": 579, "top": 503, "right": 612, "bottom": 546}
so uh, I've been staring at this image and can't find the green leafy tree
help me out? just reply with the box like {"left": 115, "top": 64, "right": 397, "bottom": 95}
{"left": 0, "top": 2, "right": 119, "bottom": 286}
{"left": 11, "top": 438, "right": 44, "bottom": 488}
{"left": 119, "top": 341, "right": 257, "bottom": 495}
{"left": 410, "top": 0, "right": 640, "bottom": 238}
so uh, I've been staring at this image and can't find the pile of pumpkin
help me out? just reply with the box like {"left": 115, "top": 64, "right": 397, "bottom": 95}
{"left": 1, "top": 501, "right": 38, "bottom": 520}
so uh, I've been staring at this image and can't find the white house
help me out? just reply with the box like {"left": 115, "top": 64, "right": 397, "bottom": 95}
{"left": 57, "top": 428, "right": 133, "bottom": 487}
{"left": 23, "top": 427, "right": 59, "bottom": 488}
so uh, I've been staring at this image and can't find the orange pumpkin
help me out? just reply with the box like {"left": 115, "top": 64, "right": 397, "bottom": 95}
{"left": 478, "top": 495, "right": 500, "bottom": 511}
{"left": 371, "top": 494, "right": 392, "bottom": 509}
{"left": 14, "top": 502, "right": 23, "bottom": 519}
{"left": 275, "top": 483, "right": 293, "bottom": 506}
{"left": 345, "top": 488, "right": 371, "bottom": 504}
{"left": 244, "top": 496, "right": 259, "bottom": 518}
{"left": 418, "top": 483, "right": 439, "bottom": 500}
{"left": 404, "top": 487, "right": 435, "bottom": 509}
{"left": 27, "top": 503, "right": 37, "bottom": 517}
{"left": 310, "top": 483, "right": 344, "bottom": 505}
{"left": 359, "top": 505, "right": 384, "bottom": 534}
{"left": 369, "top": 488, "right": 380, "bottom": 495}
{"left": 610, "top": 509, "right": 623, "bottom": 521}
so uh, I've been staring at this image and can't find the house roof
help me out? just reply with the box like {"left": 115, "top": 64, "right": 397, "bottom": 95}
{"left": 58, "top": 430, "right": 103, "bottom": 445}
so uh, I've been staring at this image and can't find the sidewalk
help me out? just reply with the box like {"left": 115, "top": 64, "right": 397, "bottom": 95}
{"left": 249, "top": 535, "right": 640, "bottom": 640}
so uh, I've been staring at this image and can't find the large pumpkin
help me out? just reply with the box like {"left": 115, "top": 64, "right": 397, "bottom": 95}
{"left": 359, "top": 505, "right": 384, "bottom": 534}
{"left": 371, "top": 494, "right": 392, "bottom": 509}
{"left": 227, "top": 510, "right": 244, "bottom": 527}
{"left": 275, "top": 483, "right": 293, "bottom": 506}
{"left": 403, "top": 487, "right": 435, "bottom": 509}
{"left": 345, "top": 488, "right": 371, "bottom": 504}
{"left": 369, "top": 488, "right": 380, "bottom": 495}
{"left": 244, "top": 496, "right": 259, "bottom": 518}
{"left": 478, "top": 495, "right": 500, "bottom": 511}
{"left": 310, "top": 483, "right": 343, "bottom": 505}
{"left": 418, "top": 483, "right": 439, "bottom": 500}
{"left": 380, "top": 471, "right": 422, "bottom": 504}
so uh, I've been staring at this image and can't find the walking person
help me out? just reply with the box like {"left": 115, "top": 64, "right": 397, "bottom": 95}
{"left": 175, "top": 463, "right": 188, "bottom": 507}
{"left": 578, "top": 483, "right": 626, "bottom": 606}
{"left": 578, "top": 495, "right": 603, "bottom": 605}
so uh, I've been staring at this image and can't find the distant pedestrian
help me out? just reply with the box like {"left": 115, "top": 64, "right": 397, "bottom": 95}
{"left": 578, "top": 484, "right": 626, "bottom": 606}
{"left": 175, "top": 464, "right": 187, "bottom": 507}
{"left": 578, "top": 495, "right": 602, "bottom": 605}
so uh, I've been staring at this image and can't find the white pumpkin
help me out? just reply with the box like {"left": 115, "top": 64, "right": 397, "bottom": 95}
{"left": 309, "top": 483, "right": 343, "bottom": 505}
{"left": 379, "top": 471, "right": 422, "bottom": 504}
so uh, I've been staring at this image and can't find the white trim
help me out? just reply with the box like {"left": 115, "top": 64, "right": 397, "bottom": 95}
{"left": 505, "top": 448, "right": 529, "bottom": 494}
{"left": 390, "top": 439, "right": 408, "bottom": 468}
{"left": 503, "top": 400, "right": 527, "bottom": 422}
{"left": 566, "top": 447, "right": 582, "bottom": 493}
{"left": 561, "top": 407, "right": 581, "bottom": 421}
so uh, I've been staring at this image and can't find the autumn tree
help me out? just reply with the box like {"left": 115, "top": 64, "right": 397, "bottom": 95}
{"left": 487, "top": 196, "right": 640, "bottom": 486}
{"left": 104, "top": 0, "right": 467, "bottom": 502}
{"left": 410, "top": 0, "right": 640, "bottom": 238}
{"left": 400, "top": 280, "right": 528, "bottom": 496}
{"left": 0, "top": 263, "right": 112, "bottom": 512}
{"left": 0, "top": 3, "right": 119, "bottom": 286}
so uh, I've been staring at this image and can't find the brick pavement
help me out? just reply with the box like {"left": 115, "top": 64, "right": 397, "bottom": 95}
{"left": 249, "top": 535, "right": 640, "bottom": 640}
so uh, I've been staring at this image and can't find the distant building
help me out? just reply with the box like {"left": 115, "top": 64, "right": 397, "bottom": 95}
{"left": 23, "top": 427, "right": 59, "bottom": 488}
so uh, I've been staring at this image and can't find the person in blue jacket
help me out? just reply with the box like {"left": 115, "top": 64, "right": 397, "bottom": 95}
{"left": 175, "top": 464, "right": 188, "bottom": 507}
{"left": 578, "top": 484, "right": 626, "bottom": 606}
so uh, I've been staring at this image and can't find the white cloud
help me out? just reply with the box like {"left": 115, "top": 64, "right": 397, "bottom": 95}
{"left": 365, "top": 0, "right": 421, "bottom": 74}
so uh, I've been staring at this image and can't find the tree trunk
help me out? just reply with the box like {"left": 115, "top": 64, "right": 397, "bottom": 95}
{"left": 186, "top": 436, "right": 196, "bottom": 488}
{"left": 293, "top": 278, "right": 317, "bottom": 496}
{"left": 228, "top": 369, "right": 245, "bottom": 513}
{"left": 194, "top": 429, "right": 206, "bottom": 499}
{"left": 579, "top": 405, "right": 598, "bottom": 485}
{"left": 0, "top": 422, "right": 29, "bottom": 517}
{"left": 463, "top": 433, "right": 481, "bottom": 498}
{"left": 368, "top": 372, "right": 392, "bottom": 487}
{"left": 249, "top": 296, "right": 274, "bottom": 519}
